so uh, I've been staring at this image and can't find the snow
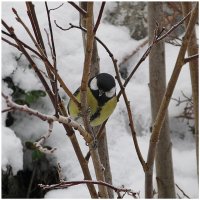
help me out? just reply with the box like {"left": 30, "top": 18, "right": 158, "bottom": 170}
{"left": 45, "top": 186, "right": 91, "bottom": 199}
{"left": 1, "top": 1, "right": 198, "bottom": 199}
{"left": 2, "top": 126, "right": 23, "bottom": 175}
{"left": 13, "top": 67, "right": 43, "bottom": 92}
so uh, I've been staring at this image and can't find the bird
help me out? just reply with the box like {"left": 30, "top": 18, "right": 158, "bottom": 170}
{"left": 67, "top": 73, "right": 117, "bottom": 127}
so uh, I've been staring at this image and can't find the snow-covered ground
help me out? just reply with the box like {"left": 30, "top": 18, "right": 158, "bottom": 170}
{"left": 1, "top": 2, "right": 198, "bottom": 198}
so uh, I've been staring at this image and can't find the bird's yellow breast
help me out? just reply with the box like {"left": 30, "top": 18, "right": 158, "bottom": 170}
{"left": 68, "top": 88, "right": 117, "bottom": 127}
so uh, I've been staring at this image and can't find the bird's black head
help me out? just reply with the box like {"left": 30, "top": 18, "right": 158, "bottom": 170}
{"left": 89, "top": 73, "right": 116, "bottom": 106}
{"left": 96, "top": 73, "right": 116, "bottom": 91}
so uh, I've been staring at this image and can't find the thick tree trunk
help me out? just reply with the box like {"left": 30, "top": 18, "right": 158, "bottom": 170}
{"left": 80, "top": 2, "right": 114, "bottom": 198}
{"left": 148, "top": 2, "right": 176, "bottom": 198}
{"left": 181, "top": 2, "right": 199, "bottom": 179}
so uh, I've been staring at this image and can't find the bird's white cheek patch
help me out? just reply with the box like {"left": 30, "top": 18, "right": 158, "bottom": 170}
{"left": 105, "top": 87, "right": 116, "bottom": 98}
{"left": 90, "top": 77, "right": 98, "bottom": 90}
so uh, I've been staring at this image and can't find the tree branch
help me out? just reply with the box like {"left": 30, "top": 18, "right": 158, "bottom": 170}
{"left": 80, "top": 2, "right": 94, "bottom": 132}
{"left": 79, "top": 3, "right": 109, "bottom": 198}
{"left": 45, "top": 1, "right": 59, "bottom": 117}
{"left": 2, "top": 30, "right": 42, "bottom": 58}
{"left": 68, "top": 2, "right": 87, "bottom": 16}
{"left": 26, "top": 2, "right": 47, "bottom": 56}
{"left": 38, "top": 179, "right": 139, "bottom": 198}
{"left": 145, "top": 4, "right": 198, "bottom": 198}
{"left": 175, "top": 184, "right": 191, "bottom": 199}
{"left": 34, "top": 121, "right": 57, "bottom": 154}
{"left": 184, "top": 54, "right": 199, "bottom": 64}
{"left": 49, "top": 3, "right": 64, "bottom": 12}
{"left": 93, "top": 2, "right": 106, "bottom": 34}
{"left": 2, "top": 93, "right": 93, "bottom": 144}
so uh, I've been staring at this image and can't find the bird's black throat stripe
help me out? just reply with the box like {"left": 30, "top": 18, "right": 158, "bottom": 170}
{"left": 90, "top": 107, "right": 102, "bottom": 122}
{"left": 90, "top": 89, "right": 110, "bottom": 106}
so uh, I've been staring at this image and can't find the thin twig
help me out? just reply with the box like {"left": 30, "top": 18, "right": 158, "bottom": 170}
{"left": 38, "top": 179, "right": 139, "bottom": 198}
{"left": 119, "top": 38, "right": 148, "bottom": 69}
{"left": 93, "top": 2, "right": 106, "bottom": 34}
{"left": 26, "top": 3, "right": 47, "bottom": 57}
{"left": 49, "top": 3, "right": 64, "bottom": 12}
{"left": 157, "top": 9, "right": 191, "bottom": 42}
{"left": 12, "top": 8, "right": 49, "bottom": 63}
{"left": 175, "top": 184, "right": 190, "bottom": 199}
{"left": 45, "top": 2, "right": 57, "bottom": 65}
{"left": 39, "top": 68, "right": 55, "bottom": 82}
{"left": 68, "top": 2, "right": 87, "bottom": 16}
{"left": 45, "top": 1, "right": 59, "bottom": 117}
{"left": 44, "top": 28, "right": 54, "bottom": 59}
{"left": 34, "top": 121, "right": 57, "bottom": 154}
{"left": 184, "top": 54, "right": 199, "bottom": 64}
{"left": 113, "top": 57, "right": 147, "bottom": 171}
{"left": 1, "top": 107, "right": 14, "bottom": 113}
{"left": 176, "top": 115, "right": 194, "bottom": 120}
{"left": 2, "top": 37, "right": 20, "bottom": 50}
{"left": 2, "top": 31, "right": 41, "bottom": 58}
{"left": 54, "top": 22, "right": 113, "bottom": 55}
{"left": 85, "top": 120, "right": 108, "bottom": 161}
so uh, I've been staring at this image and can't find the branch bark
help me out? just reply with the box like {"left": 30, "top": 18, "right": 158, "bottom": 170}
{"left": 79, "top": 3, "right": 108, "bottom": 198}
{"left": 39, "top": 179, "right": 138, "bottom": 198}
{"left": 181, "top": 2, "right": 199, "bottom": 178}
{"left": 184, "top": 54, "right": 199, "bottom": 64}
{"left": 80, "top": 2, "right": 114, "bottom": 198}
{"left": 45, "top": 2, "right": 59, "bottom": 117}
{"left": 68, "top": 1, "right": 87, "bottom": 16}
{"left": 145, "top": 4, "right": 198, "bottom": 198}
{"left": 148, "top": 3, "right": 176, "bottom": 198}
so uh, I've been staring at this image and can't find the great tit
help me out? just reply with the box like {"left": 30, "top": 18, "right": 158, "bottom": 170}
{"left": 67, "top": 73, "right": 117, "bottom": 127}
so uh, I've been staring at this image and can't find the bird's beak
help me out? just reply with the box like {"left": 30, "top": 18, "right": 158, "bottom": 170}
{"left": 99, "top": 90, "right": 104, "bottom": 96}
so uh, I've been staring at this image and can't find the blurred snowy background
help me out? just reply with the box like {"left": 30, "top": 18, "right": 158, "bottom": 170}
{"left": 1, "top": 2, "right": 198, "bottom": 198}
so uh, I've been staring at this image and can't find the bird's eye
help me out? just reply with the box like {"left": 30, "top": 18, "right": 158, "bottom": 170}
{"left": 90, "top": 77, "right": 98, "bottom": 90}
{"left": 105, "top": 87, "right": 116, "bottom": 98}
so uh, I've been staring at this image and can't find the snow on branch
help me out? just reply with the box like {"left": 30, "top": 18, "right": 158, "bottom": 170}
{"left": 34, "top": 121, "right": 57, "bottom": 154}
{"left": 2, "top": 93, "right": 93, "bottom": 144}
{"left": 39, "top": 179, "right": 139, "bottom": 199}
